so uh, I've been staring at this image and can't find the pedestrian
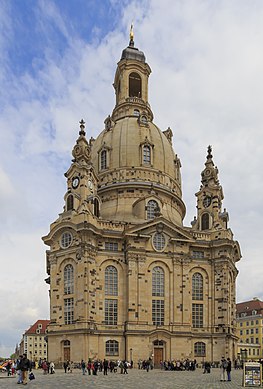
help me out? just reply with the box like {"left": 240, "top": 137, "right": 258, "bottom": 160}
{"left": 103, "top": 359, "right": 108, "bottom": 375}
{"left": 42, "top": 358, "right": 48, "bottom": 374}
{"left": 226, "top": 358, "right": 231, "bottom": 381}
{"left": 50, "top": 361, "right": 55, "bottom": 374}
{"left": 81, "top": 359, "right": 86, "bottom": 375}
{"left": 87, "top": 359, "right": 92, "bottom": 375}
{"left": 220, "top": 357, "right": 227, "bottom": 381}
{"left": 16, "top": 355, "right": 23, "bottom": 384}
{"left": 20, "top": 353, "right": 31, "bottom": 385}
{"left": 123, "top": 360, "right": 128, "bottom": 374}
{"left": 63, "top": 360, "right": 68, "bottom": 373}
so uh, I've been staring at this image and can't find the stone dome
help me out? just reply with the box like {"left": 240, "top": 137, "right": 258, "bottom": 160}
{"left": 91, "top": 116, "right": 185, "bottom": 225}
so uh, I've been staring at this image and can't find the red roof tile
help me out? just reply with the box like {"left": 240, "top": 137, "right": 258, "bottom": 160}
{"left": 25, "top": 320, "right": 50, "bottom": 335}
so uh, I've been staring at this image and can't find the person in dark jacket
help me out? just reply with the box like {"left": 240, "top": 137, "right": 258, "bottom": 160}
{"left": 20, "top": 353, "right": 31, "bottom": 385}
{"left": 226, "top": 358, "right": 231, "bottom": 381}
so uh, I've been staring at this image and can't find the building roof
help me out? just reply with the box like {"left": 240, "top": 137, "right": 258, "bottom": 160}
{"left": 236, "top": 298, "right": 263, "bottom": 316}
{"left": 24, "top": 320, "right": 50, "bottom": 335}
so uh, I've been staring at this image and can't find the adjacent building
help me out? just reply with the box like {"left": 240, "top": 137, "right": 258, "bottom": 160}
{"left": 22, "top": 320, "right": 49, "bottom": 362}
{"left": 236, "top": 298, "right": 263, "bottom": 361}
{"left": 43, "top": 32, "right": 241, "bottom": 365}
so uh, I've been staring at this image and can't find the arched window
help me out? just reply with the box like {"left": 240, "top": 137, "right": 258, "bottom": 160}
{"left": 194, "top": 342, "right": 206, "bottom": 356}
{"left": 147, "top": 200, "right": 159, "bottom": 219}
{"left": 105, "top": 266, "right": 118, "bottom": 296}
{"left": 152, "top": 267, "right": 164, "bottom": 297}
{"left": 94, "top": 198, "right": 100, "bottom": 217}
{"left": 64, "top": 264, "right": 74, "bottom": 294}
{"left": 143, "top": 145, "right": 151, "bottom": 164}
{"left": 105, "top": 340, "right": 119, "bottom": 356}
{"left": 192, "top": 273, "right": 203, "bottom": 300}
{"left": 134, "top": 109, "right": 140, "bottom": 116}
{"left": 67, "top": 195, "right": 74, "bottom": 211}
{"left": 201, "top": 213, "right": 209, "bottom": 230}
{"left": 152, "top": 266, "right": 165, "bottom": 326}
{"left": 129, "top": 72, "right": 141, "bottom": 97}
{"left": 101, "top": 150, "right": 107, "bottom": 170}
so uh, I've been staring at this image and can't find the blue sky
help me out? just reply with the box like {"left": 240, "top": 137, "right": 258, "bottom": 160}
{"left": 1, "top": 0, "right": 263, "bottom": 357}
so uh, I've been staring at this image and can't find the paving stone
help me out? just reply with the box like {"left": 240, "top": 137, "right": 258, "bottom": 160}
{"left": 0, "top": 368, "right": 244, "bottom": 388}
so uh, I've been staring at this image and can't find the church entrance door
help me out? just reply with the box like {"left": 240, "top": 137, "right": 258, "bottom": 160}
{"left": 154, "top": 347, "right": 163, "bottom": 367}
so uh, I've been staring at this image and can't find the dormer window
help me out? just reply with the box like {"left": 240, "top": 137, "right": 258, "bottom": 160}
{"left": 134, "top": 109, "right": 140, "bottom": 117}
{"left": 143, "top": 145, "right": 151, "bottom": 164}
{"left": 252, "top": 310, "right": 257, "bottom": 315}
{"left": 100, "top": 150, "right": 107, "bottom": 170}
{"left": 147, "top": 200, "right": 159, "bottom": 219}
{"left": 129, "top": 72, "right": 141, "bottom": 98}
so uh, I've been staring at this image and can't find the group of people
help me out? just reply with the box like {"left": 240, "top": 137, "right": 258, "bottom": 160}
{"left": 78, "top": 359, "right": 131, "bottom": 375}
{"left": 160, "top": 359, "right": 197, "bottom": 371}
{"left": 14, "top": 353, "right": 32, "bottom": 385}
{"left": 220, "top": 357, "right": 232, "bottom": 381}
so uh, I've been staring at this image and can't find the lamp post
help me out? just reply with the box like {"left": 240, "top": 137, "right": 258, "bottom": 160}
{"left": 130, "top": 348, "right": 133, "bottom": 363}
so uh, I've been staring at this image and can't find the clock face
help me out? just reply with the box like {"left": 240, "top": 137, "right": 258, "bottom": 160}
{"left": 203, "top": 196, "right": 212, "bottom": 208}
{"left": 72, "top": 177, "right": 80, "bottom": 189}
{"left": 88, "top": 179, "right": 93, "bottom": 190}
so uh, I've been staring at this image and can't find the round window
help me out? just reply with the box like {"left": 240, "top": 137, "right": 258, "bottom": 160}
{"left": 61, "top": 232, "right": 73, "bottom": 249}
{"left": 152, "top": 233, "right": 166, "bottom": 251}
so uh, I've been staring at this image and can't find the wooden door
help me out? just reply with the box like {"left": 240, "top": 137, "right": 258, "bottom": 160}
{"left": 64, "top": 347, "right": 70, "bottom": 362}
{"left": 154, "top": 348, "right": 163, "bottom": 367}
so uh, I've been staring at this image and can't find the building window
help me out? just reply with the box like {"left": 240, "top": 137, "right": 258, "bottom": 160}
{"left": 64, "top": 265, "right": 74, "bottom": 294}
{"left": 240, "top": 330, "right": 243, "bottom": 335}
{"left": 105, "top": 242, "right": 118, "bottom": 251}
{"left": 105, "top": 340, "right": 119, "bottom": 356}
{"left": 152, "top": 267, "right": 164, "bottom": 297}
{"left": 251, "top": 321, "right": 254, "bottom": 325}
{"left": 134, "top": 109, "right": 140, "bottom": 117}
{"left": 147, "top": 200, "right": 159, "bottom": 220}
{"left": 251, "top": 329, "right": 254, "bottom": 334}
{"left": 256, "top": 338, "right": 259, "bottom": 344}
{"left": 61, "top": 232, "right": 72, "bottom": 249}
{"left": 105, "top": 266, "right": 118, "bottom": 296}
{"left": 194, "top": 342, "right": 206, "bottom": 357}
{"left": 201, "top": 213, "right": 209, "bottom": 230}
{"left": 129, "top": 72, "right": 141, "bottom": 98}
{"left": 101, "top": 150, "right": 107, "bottom": 170}
{"left": 192, "top": 273, "right": 203, "bottom": 300}
{"left": 105, "top": 299, "right": 117, "bottom": 325}
{"left": 192, "top": 303, "right": 203, "bottom": 328}
{"left": 64, "top": 298, "right": 74, "bottom": 324}
{"left": 152, "top": 299, "right": 164, "bottom": 326}
{"left": 246, "top": 329, "right": 249, "bottom": 334}
{"left": 67, "top": 195, "right": 74, "bottom": 211}
{"left": 94, "top": 198, "right": 100, "bottom": 217}
{"left": 143, "top": 145, "right": 151, "bottom": 164}
{"left": 153, "top": 233, "right": 165, "bottom": 251}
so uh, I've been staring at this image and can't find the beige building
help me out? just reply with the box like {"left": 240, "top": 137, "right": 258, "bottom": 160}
{"left": 23, "top": 320, "right": 49, "bottom": 362}
{"left": 43, "top": 34, "right": 241, "bottom": 366}
{"left": 236, "top": 298, "right": 263, "bottom": 361}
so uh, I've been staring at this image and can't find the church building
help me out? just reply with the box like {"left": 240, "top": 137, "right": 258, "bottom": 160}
{"left": 43, "top": 31, "right": 241, "bottom": 366}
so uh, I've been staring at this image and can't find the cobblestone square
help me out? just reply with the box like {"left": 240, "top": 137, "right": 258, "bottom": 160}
{"left": 0, "top": 368, "right": 245, "bottom": 389}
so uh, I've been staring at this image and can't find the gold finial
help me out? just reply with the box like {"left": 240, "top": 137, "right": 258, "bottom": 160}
{"left": 129, "top": 23, "right": 134, "bottom": 46}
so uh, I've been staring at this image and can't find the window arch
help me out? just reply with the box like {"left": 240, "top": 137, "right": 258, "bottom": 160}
{"left": 66, "top": 195, "right": 74, "bottom": 211}
{"left": 194, "top": 342, "right": 206, "bottom": 356}
{"left": 94, "top": 198, "right": 100, "bottom": 217}
{"left": 100, "top": 150, "right": 107, "bottom": 170}
{"left": 201, "top": 213, "right": 209, "bottom": 230}
{"left": 147, "top": 200, "right": 159, "bottom": 219}
{"left": 105, "top": 266, "right": 118, "bottom": 296}
{"left": 64, "top": 264, "right": 74, "bottom": 294}
{"left": 129, "top": 72, "right": 142, "bottom": 97}
{"left": 152, "top": 267, "right": 164, "bottom": 297}
{"left": 106, "top": 340, "right": 119, "bottom": 356}
{"left": 192, "top": 273, "right": 203, "bottom": 300}
{"left": 143, "top": 145, "right": 151, "bottom": 164}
